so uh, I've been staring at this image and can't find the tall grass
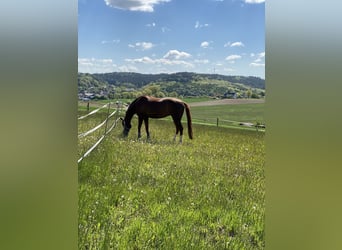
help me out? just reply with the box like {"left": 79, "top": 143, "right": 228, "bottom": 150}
{"left": 78, "top": 118, "right": 265, "bottom": 249}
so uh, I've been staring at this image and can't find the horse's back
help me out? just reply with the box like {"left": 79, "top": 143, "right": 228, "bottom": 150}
{"left": 158, "top": 96, "right": 184, "bottom": 103}
{"left": 135, "top": 95, "right": 185, "bottom": 117}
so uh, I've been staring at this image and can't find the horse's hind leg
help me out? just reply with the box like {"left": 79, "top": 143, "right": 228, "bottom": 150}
{"left": 172, "top": 116, "right": 183, "bottom": 143}
{"left": 143, "top": 117, "right": 150, "bottom": 140}
{"left": 172, "top": 116, "right": 179, "bottom": 142}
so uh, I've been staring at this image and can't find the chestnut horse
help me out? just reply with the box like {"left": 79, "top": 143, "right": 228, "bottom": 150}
{"left": 121, "top": 96, "right": 193, "bottom": 142}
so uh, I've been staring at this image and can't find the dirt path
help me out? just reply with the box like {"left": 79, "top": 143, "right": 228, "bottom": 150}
{"left": 189, "top": 98, "right": 265, "bottom": 107}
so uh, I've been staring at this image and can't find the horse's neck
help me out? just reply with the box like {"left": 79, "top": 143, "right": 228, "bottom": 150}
{"left": 125, "top": 97, "right": 143, "bottom": 122}
{"left": 125, "top": 107, "right": 135, "bottom": 122}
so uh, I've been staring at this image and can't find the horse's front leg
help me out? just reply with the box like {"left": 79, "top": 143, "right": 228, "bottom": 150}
{"left": 137, "top": 116, "right": 143, "bottom": 139}
{"left": 143, "top": 117, "right": 150, "bottom": 140}
{"left": 173, "top": 129, "right": 179, "bottom": 142}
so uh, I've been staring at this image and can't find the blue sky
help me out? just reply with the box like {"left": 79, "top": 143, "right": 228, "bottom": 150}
{"left": 78, "top": 0, "right": 265, "bottom": 78}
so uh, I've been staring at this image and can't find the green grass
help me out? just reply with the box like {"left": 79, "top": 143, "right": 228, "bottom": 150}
{"left": 78, "top": 116, "right": 265, "bottom": 249}
{"left": 191, "top": 103, "right": 264, "bottom": 124}
{"left": 182, "top": 97, "right": 213, "bottom": 103}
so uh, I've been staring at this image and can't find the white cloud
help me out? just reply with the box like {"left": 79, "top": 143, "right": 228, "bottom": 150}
{"left": 194, "top": 59, "right": 210, "bottom": 64}
{"left": 118, "top": 65, "right": 138, "bottom": 72}
{"left": 125, "top": 50, "right": 193, "bottom": 68}
{"left": 258, "top": 52, "right": 265, "bottom": 58}
{"left": 101, "top": 59, "right": 113, "bottom": 63}
{"left": 250, "top": 62, "right": 265, "bottom": 67}
{"left": 139, "top": 42, "right": 154, "bottom": 50}
{"left": 104, "top": 0, "right": 170, "bottom": 12}
{"left": 161, "top": 26, "right": 171, "bottom": 33}
{"left": 195, "top": 21, "right": 209, "bottom": 29}
{"left": 225, "top": 54, "right": 242, "bottom": 61}
{"left": 252, "top": 51, "right": 265, "bottom": 61}
{"left": 200, "top": 41, "right": 210, "bottom": 49}
{"left": 159, "top": 59, "right": 194, "bottom": 68}
{"left": 125, "top": 56, "right": 155, "bottom": 64}
{"left": 128, "top": 42, "right": 155, "bottom": 51}
{"left": 78, "top": 58, "right": 117, "bottom": 73}
{"left": 101, "top": 39, "right": 120, "bottom": 44}
{"left": 163, "top": 50, "right": 191, "bottom": 60}
{"left": 146, "top": 22, "right": 156, "bottom": 28}
{"left": 250, "top": 51, "right": 265, "bottom": 67}
{"left": 78, "top": 58, "right": 114, "bottom": 65}
{"left": 244, "top": 0, "right": 265, "bottom": 4}
{"left": 224, "top": 41, "right": 244, "bottom": 47}
{"left": 230, "top": 41, "right": 244, "bottom": 47}
{"left": 125, "top": 56, "right": 194, "bottom": 68}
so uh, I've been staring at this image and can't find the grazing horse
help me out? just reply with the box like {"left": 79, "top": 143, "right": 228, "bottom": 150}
{"left": 121, "top": 95, "right": 193, "bottom": 142}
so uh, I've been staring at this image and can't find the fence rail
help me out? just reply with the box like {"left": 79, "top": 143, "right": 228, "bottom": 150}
{"left": 78, "top": 103, "right": 109, "bottom": 120}
{"left": 78, "top": 101, "right": 122, "bottom": 163}
{"left": 191, "top": 117, "right": 265, "bottom": 131}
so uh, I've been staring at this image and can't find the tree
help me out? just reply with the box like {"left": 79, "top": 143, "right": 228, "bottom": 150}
{"left": 156, "top": 91, "right": 165, "bottom": 98}
{"left": 251, "top": 93, "right": 259, "bottom": 99}
{"left": 246, "top": 89, "right": 252, "bottom": 98}
{"left": 169, "top": 91, "right": 178, "bottom": 97}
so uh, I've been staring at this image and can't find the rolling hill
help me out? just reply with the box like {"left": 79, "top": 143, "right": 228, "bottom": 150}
{"left": 78, "top": 72, "right": 265, "bottom": 100}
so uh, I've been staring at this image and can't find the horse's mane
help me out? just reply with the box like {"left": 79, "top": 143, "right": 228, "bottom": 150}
{"left": 129, "top": 95, "right": 144, "bottom": 106}
{"left": 126, "top": 96, "right": 145, "bottom": 112}
{"left": 144, "top": 95, "right": 184, "bottom": 104}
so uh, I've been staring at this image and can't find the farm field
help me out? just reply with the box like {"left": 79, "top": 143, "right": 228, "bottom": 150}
{"left": 78, "top": 101, "right": 265, "bottom": 249}
{"left": 191, "top": 103, "right": 265, "bottom": 127}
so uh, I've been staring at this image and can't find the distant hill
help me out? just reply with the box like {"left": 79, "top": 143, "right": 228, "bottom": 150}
{"left": 78, "top": 72, "right": 265, "bottom": 100}
{"left": 90, "top": 72, "right": 265, "bottom": 89}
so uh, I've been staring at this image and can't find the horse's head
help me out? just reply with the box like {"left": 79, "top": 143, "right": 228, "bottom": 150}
{"left": 120, "top": 117, "right": 131, "bottom": 137}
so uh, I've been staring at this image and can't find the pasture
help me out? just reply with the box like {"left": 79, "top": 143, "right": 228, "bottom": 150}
{"left": 78, "top": 101, "right": 265, "bottom": 249}
{"left": 190, "top": 103, "right": 264, "bottom": 129}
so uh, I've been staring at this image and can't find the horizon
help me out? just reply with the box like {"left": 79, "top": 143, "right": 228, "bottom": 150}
{"left": 78, "top": 70, "right": 265, "bottom": 80}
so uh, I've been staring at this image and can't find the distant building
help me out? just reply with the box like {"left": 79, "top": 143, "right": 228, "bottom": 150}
{"left": 223, "top": 91, "right": 237, "bottom": 99}
{"left": 78, "top": 92, "right": 95, "bottom": 101}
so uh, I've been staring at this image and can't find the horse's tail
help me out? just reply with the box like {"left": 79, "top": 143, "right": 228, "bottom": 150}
{"left": 184, "top": 103, "right": 193, "bottom": 139}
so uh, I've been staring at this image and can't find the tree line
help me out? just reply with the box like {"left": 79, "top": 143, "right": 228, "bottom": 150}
{"left": 78, "top": 72, "right": 265, "bottom": 100}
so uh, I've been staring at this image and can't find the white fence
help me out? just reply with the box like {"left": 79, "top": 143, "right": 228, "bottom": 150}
{"left": 78, "top": 102, "right": 122, "bottom": 163}
{"left": 191, "top": 117, "right": 265, "bottom": 131}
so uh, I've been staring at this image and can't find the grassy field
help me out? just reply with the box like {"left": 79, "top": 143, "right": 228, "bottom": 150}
{"left": 78, "top": 102, "right": 265, "bottom": 249}
{"left": 191, "top": 103, "right": 265, "bottom": 127}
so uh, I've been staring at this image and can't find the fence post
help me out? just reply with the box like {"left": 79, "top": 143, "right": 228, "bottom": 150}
{"left": 104, "top": 102, "right": 111, "bottom": 134}
{"left": 87, "top": 102, "right": 90, "bottom": 111}
{"left": 217, "top": 117, "right": 219, "bottom": 127}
